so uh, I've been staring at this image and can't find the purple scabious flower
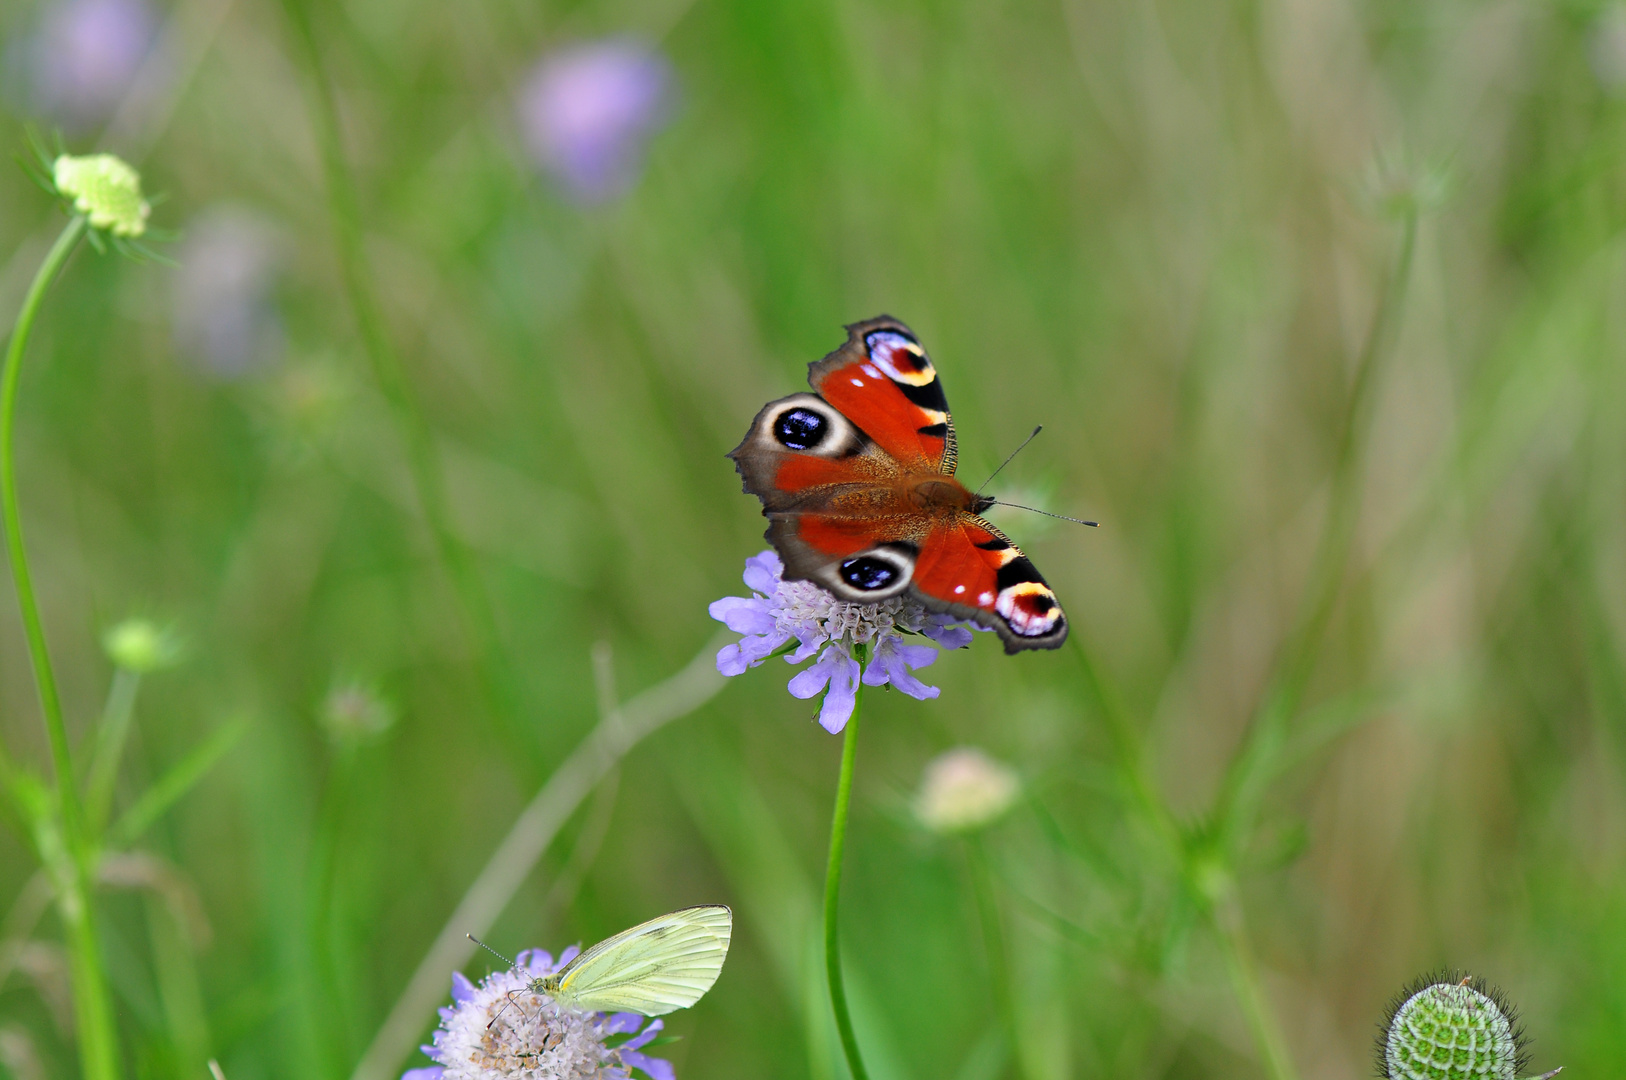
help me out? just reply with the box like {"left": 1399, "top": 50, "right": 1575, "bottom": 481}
{"left": 403, "top": 947, "right": 673, "bottom": 1080}
{"left": 516, "top": 39, "right": 674, "bottom": 202}
{"left": 709, "top": 550, "right": 980, "bottom": 734}
{"left": 172, "top": 207, "right": 285, "bottom": 379}
{"left": 26, "top": 0, "right": 156, "bottom": 128}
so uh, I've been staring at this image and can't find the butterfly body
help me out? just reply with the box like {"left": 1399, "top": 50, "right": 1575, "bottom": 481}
{"left": 730, "top": 316, "right": 1068, "bottom": 652}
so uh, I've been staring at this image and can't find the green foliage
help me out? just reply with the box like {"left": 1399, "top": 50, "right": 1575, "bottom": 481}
{"left": 0, "top": 0, "right": 1622, "bottom": 1077}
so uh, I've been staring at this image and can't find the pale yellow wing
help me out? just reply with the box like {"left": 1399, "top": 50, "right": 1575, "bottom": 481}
{"left": 552, "top": 905, "right": 732, "bottom": 1016}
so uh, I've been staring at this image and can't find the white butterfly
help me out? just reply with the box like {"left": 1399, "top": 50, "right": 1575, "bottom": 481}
{"left": 471, "top": 905, "right": 732, "bottom": 1018}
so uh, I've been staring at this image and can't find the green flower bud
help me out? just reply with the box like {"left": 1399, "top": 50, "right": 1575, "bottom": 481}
{"left": 102, "top": 619, "right": 183, "bottom": 673}
{"left": 52, "top": 153, "right": 151, "bottom": 237}
{"left": 1380, "top": 973, "right": 1561, "bottom": 1080}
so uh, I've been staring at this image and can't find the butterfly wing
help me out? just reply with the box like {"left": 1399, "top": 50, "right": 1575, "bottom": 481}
{"left": 806, "top": 315, "right": 957, "bottom": 473}
{"left": 911, "top": 514, "right": 1067, "bottom": 652}
{"left": 552, "top": 906, "right": 732, "bottom": 1017}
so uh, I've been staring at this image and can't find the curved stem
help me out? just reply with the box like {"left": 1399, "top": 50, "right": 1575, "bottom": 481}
{"left": 3, "top": 214, "right": 87, "bottom": 821}
{"left": 823, "top": 649, "right": 870, "bottom": 1080}
{"left": 2, "top": 213, "right": 122, "bottom": 1080}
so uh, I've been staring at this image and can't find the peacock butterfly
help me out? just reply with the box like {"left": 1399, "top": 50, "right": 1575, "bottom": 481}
{"left": 728, "top": 315, "right": 1069, "bottom": 653}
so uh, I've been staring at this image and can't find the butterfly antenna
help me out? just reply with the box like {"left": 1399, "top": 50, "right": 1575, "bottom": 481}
{"left": 987, "top": 500, "right": 1099, "bottom": 527}
{"left": 974, "top": 425, "right": 1044, "bottom": 498}
{"left": 467, "top": 934, "right": 517, "bottom": 969}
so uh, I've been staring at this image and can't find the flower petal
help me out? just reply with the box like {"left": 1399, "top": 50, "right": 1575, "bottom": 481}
{"left": 924, "top": 620, "right": 974, "bottom": 650}
{"left": 402, "top": 1069, "right": 445, "bottom": 1080}
{"left": 743, "top": 549, "right": 783, "bottom": 594}
{"left": 621, "top": 1050, "right": 676, "bottom": 1080}
{"left": 622, "top": 1017, "right": 664, "bottom": 1050}
{"left": 557, "top": 944, "right": 581, "bottom": 966}
{"left": 787, "top": 655, "right": 835, "bottom": 699}
{"left": 603, "top": 1012, "right": 645, "bottom": 1035}
{"left": 450, "top": 971, "right": 475, "bottom": 1004}
{"left": 818, "top": 651, "right": 862, "bottom": 732}
{"left": 708, "top": 596, "right": 777, "bottom": 635}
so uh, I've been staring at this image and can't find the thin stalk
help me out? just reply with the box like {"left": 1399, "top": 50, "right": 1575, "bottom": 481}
{"left": 2, "top": 212, "right": 121, "bottom": 1080}
{"left": 965, "top": 835, "right": 1023, "bottom": 1080}
{"left": 1213, "top": 209, "right": 1420, "bottom": 850}
{"left": 277, "top": 0, "right": 533, "bottom": 776}
{"left": 823, "top": 645, "right": 870, "bottom": 1080}
{"left": 1212, "top": 899, "right": 1297, "bottom": 1080}
{"left": 85, "top": 668, "right": 142, "bottom": 831}
{"left": 3, "top": 214, "right": 87, "bottom": 825}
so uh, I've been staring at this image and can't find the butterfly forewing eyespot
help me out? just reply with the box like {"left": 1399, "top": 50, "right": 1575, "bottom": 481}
{"left": 864, "top": 330, "right": 936, "bottom": 386}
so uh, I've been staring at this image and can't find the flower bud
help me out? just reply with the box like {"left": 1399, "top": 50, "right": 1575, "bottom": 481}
{"left": 101, "top": 618, "right": 181, "bottom": 673}
{"left": 915, "top": 747, "right": 1021, "bottom": 833}
{"left": 52, "top": 152, "right": 150, "bottom": 236}
{"left": 1380, "top": 974, "right": 1559, "bottom": 1080}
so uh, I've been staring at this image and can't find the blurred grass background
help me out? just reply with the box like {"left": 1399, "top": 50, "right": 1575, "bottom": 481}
{"left": 3, "top": 0, "right": 1626, "bottom": 1077}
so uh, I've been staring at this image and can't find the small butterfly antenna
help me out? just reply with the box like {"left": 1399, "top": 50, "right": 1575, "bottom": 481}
{"left": 987, "top": 500, "right": 1099, "bottom": 527}
{"left": 974, "top": 425, "right": 1044, "bottom": 498}
{"left": 467, "top": 935, "right": 537, "bottom": 1030}
{"left": 467, "top": 933, "right": 517, "bottom": 969}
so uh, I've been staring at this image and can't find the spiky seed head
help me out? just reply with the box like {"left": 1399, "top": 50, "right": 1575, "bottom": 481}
{"left": 52, "top": 153, "right": 150, "bottom": 237}
{"left": 1379, "top": 973, "right": 1527, "bottom": 1080}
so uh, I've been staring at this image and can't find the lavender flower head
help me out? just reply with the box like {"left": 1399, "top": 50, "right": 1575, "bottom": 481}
{"left": 516, "top": 39, "right": 673, "bottom": 202}
{"left": 172, "top": 208, "right": 285, "bottom": 378}
{"left": 710, "top": 550, "right": 980, "bottom": 733}
{"left": 403, "top": 946, "right": 672, "bottom": 1080}
{"left": 28, "top": 0, "right": 156, "bottom": 127}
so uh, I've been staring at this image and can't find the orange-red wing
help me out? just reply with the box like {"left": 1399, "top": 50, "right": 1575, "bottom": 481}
{"left": 807, "top": 316, "right": 957, "bottom": 474}
{"left": 911, "top": 516, "right": 1068, "bottom": 653}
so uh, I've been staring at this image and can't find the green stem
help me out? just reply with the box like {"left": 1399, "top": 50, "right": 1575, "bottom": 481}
{"left": 2, "top": 212, "right": 122, "bottom": 1080}
{"left": 1213, "top": 899, "right": 1298, "bottom": 1080}
{"left": 3, "top": 214, "right": 88, "bottom": 824}
{"left": 823, "top": 648, "right": 870, "bottom": 1080}
{"left": 277, "top": 0, "right": 533, "bottom": 777}
{"left": 85, "top": 668, "right": 142, "bottom": 832}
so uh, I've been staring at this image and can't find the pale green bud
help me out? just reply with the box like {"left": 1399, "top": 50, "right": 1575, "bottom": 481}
{"left": 52, "top": 153, "right": 151, "bottom": 237}
{"left": 102, "top": 619, "right": 182, "bottom": 673}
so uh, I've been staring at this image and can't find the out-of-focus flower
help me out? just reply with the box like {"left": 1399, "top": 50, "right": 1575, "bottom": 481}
{"left": 28, "top": 0, "right": 156, "bottom": 127}
{"left": 52, "top": 153, "right": 149, "bottom": 237}
{"left": 1379, "top": 973, "right": 1560, "bottom": 1080}
{"left": 709, "top": 550, "right": 978, "bottom": 733}
{"left": 1591, "top": 5, "right": 1626, "bottom": 92}
{"left": 915, "top": 747, "right": 1021, "bottom": 833}
{"left": 403, "top": 946, "right": 673, "bottom": 1080}
{"left": 173, "top": 208, "right": 284, "bottom": 378}
{"left": 101, "top": 618, "right": 182, "bottom": 673}
{"left": 319, "top": 681, "right": 395, "bottom": 746}
{"left": 516, "top": 39, "right": 674, "bottom": 202}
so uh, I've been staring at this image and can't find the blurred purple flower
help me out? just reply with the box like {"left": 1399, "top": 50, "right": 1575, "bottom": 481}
{"left": 710, "top": 550, "right": 980, "bottom": 733}
{"left": 403, "top": 945, "right": 673, "bottom": 1080}
{"left": 517, "top": 39, "right": 674, "bottom": 202}
{"left": 28, "top": 0, "right": 156, "bottom": 127}
{"left": 172, "top": 208, "right": 284, "bottom": 379}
